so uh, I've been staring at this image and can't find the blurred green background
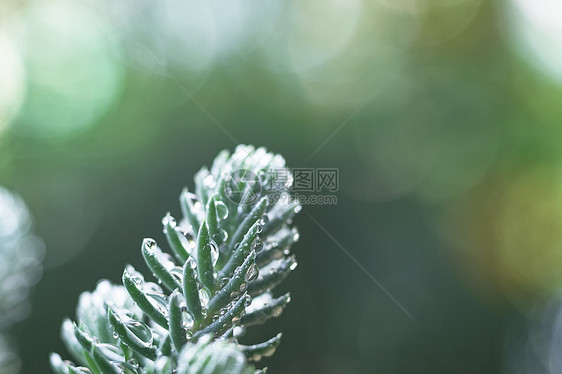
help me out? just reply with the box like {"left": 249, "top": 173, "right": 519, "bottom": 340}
{"left": 2, "top": 0, "right": 562, "bottom": 372}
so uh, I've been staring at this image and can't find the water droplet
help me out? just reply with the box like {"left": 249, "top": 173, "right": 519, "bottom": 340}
{"left": 245, "top": 295, "right": 252, "bottom": 307}
{"left": 132, "top": 276, "right": 143, "bottom": 288}
{"left": 161, "top": 214, "right": 176, "bottom": 230}
{"left": 272, "top": 306, "right": 283, "bottom": 317}
{"left": 230, "top": 291, "right": 240, "bottom": 298}
{"left": 219, "top": 308, "right": 227, "bottom": 316}
{"left": 260, "top": 214, "right": 270, "bottom": 226}
{"left": 146, "top": 294, "right": 169, "bottom": 317}
{"left": 256, "top": 224, "right": 263, "bottom": 233}
{"left": 232, "top": 316, "right": 241, "bottom": 325}
{"left": 215, "top": 201, "right": 229, "bottom": 219}
{"left": 289, "top": 261, "right": 298, "bottom": 271}
{"left": 251, "top": 237, "right": 263, "bottom": 252}
{"left": 181, "top": 310, "right": 194, "bottom": 329}
{"left": 159, "top": 252, "right": 176, "bottom": 270}
{"left": 292, "top": 230, "right": 300, "bottom": 242}
{"left": 144, "top": 238, "right": 157, "bottom": 251}
{"left": 262, "top": 344, "right": 277, "bottom": 357}
{"left": 209, "top": 242, "right": 219, "bottom": 266}
{"left": 294, "top": 205, "right": 302, "bottom": 214}
{"left": 125, "top": 320, "right": 153, "bottom": 344}
{"left": 187, "top": 257, "right": 197, "bottom": 269}
{"left": 245, "top": 264, "right": 259, "bottom": 282}
{"left": 192, "top": 201, "right": 203, "bottom": 214}
{"left": 199, "top": 288, "right": 210, "bottom": 307}
{"left": 170, "top": 267, "right": 183, "bottom": 284}
{"left": 220, "top": 229, "right": 228, "bottom": 242}
{"left": 219, "top": 277, "right": 229, "bottom": 288}
{"left": 239, "top": 282, "right": 247, "bottom": 292}
{"left": 233, "top": 326, "right": 245, "bottom": 338}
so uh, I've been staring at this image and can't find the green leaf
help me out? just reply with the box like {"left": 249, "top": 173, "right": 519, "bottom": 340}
{"left": 239, "top": 333, "right": 283, "bottom": 361}
{"left": 261, "top": 202, "right": 301, "bottom": 237}
{"left": 177, "top": 337, "right": 255, "bottom": 374}
{"left": 196, "top": 221, "right": 216, "bottom": 292}
{"left": 90, "top": 344, "right": 122, "bottom": 374}
{"left": 240, "top": 293, "right": 290, "bottom": 326}
{"left": 163, "top": 213, "right": 190, "bottom": 263}
{"left": 219, "top": 221, "right": 261, "bottom": 279}
{"left": 180, "top": 188, "right": 202, "bottom": 234}
{"left": 169, "top": 290, "right": 189, "bottom": 351}
{"left": 122, "top": 267, "right": 168, "bottom": 329}
{"left": 208, "top": 251, "right": 255, "bottom": 317}
{"left": 205, "top": 196, "right": 219, "bottom": 243}
{"left": 182, "top": 258, "right": 203, "bottom": 325}
{"left": 227, "top": 198, "right": 267, "bottom": 254}
{"left": 248, "top": 256, "right": 296, "bottom": 297}
{"left": 141, "top": 238, "right": 181, "bottom": 293}
{"left": 193, "top": 293, "right": 247, "bottom": 340}
{"left": 50, "top": 353, "right": 91, "bottom": 374}
{"left": 255, "top": 230, "right": 296, "bottom": 268}
{"left": 106, "top": 305, "right": 157, "bottom": 360}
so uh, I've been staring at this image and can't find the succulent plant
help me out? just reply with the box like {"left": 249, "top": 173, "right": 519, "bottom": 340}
{"left": 51, "top": 145, "right": 301, "bottom": 373}
{"left": 0, "top": 186, "right": 44, "bottom": 374}
{"left": 0, "top": 186, "right": 44, "bottom": 331}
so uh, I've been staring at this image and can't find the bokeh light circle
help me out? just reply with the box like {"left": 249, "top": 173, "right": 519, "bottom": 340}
{"left": 9, "top": 1, "right": 123, "bottom": 139}
{"left": 504, "top": 0, "right": 562, "bottom": 83}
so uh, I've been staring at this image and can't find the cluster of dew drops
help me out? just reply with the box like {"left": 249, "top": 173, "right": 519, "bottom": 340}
{"left": 121, "top": 183, "right": 302, "bottom": 350}
{"left": 134, "top": 212, "right": 282, "bottom": 338}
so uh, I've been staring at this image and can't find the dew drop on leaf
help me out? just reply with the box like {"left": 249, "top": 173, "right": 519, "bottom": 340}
{"left": 233, "top": 326, "right": 245, "bottom": 338}
{"left": 272, "top": 306, "right": 283, "bottom": 318}
{"left": 209, "top": 242, "right": 219, "bottom": 266}
{"left": 215, "top": 201, "right": 229, "bottom": 219}
{"left": 239, "top": 283, "right": 247, "bottom": 292}
{"left": 132, "top": 277, "right": 143, "bottom": 288}
{"left": 161, "top": 214, "right": 176, "bottom": 230}
{"left": 251, "top": 237, "right": 263, "bottom": 252}
{"left": 219, "top": 277, "right": 229, "bottom": 288}
{"left": 181, "top": 310, "right": 194, "bottom": 329}
{"left": 144, "top": 238, "right": 157, "bottom": 251}
{"left": 245, "top": 264, "right": 259, "bottom": 282}
{"left": 199, "top": 288, "right": 210, "bottom": 307}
